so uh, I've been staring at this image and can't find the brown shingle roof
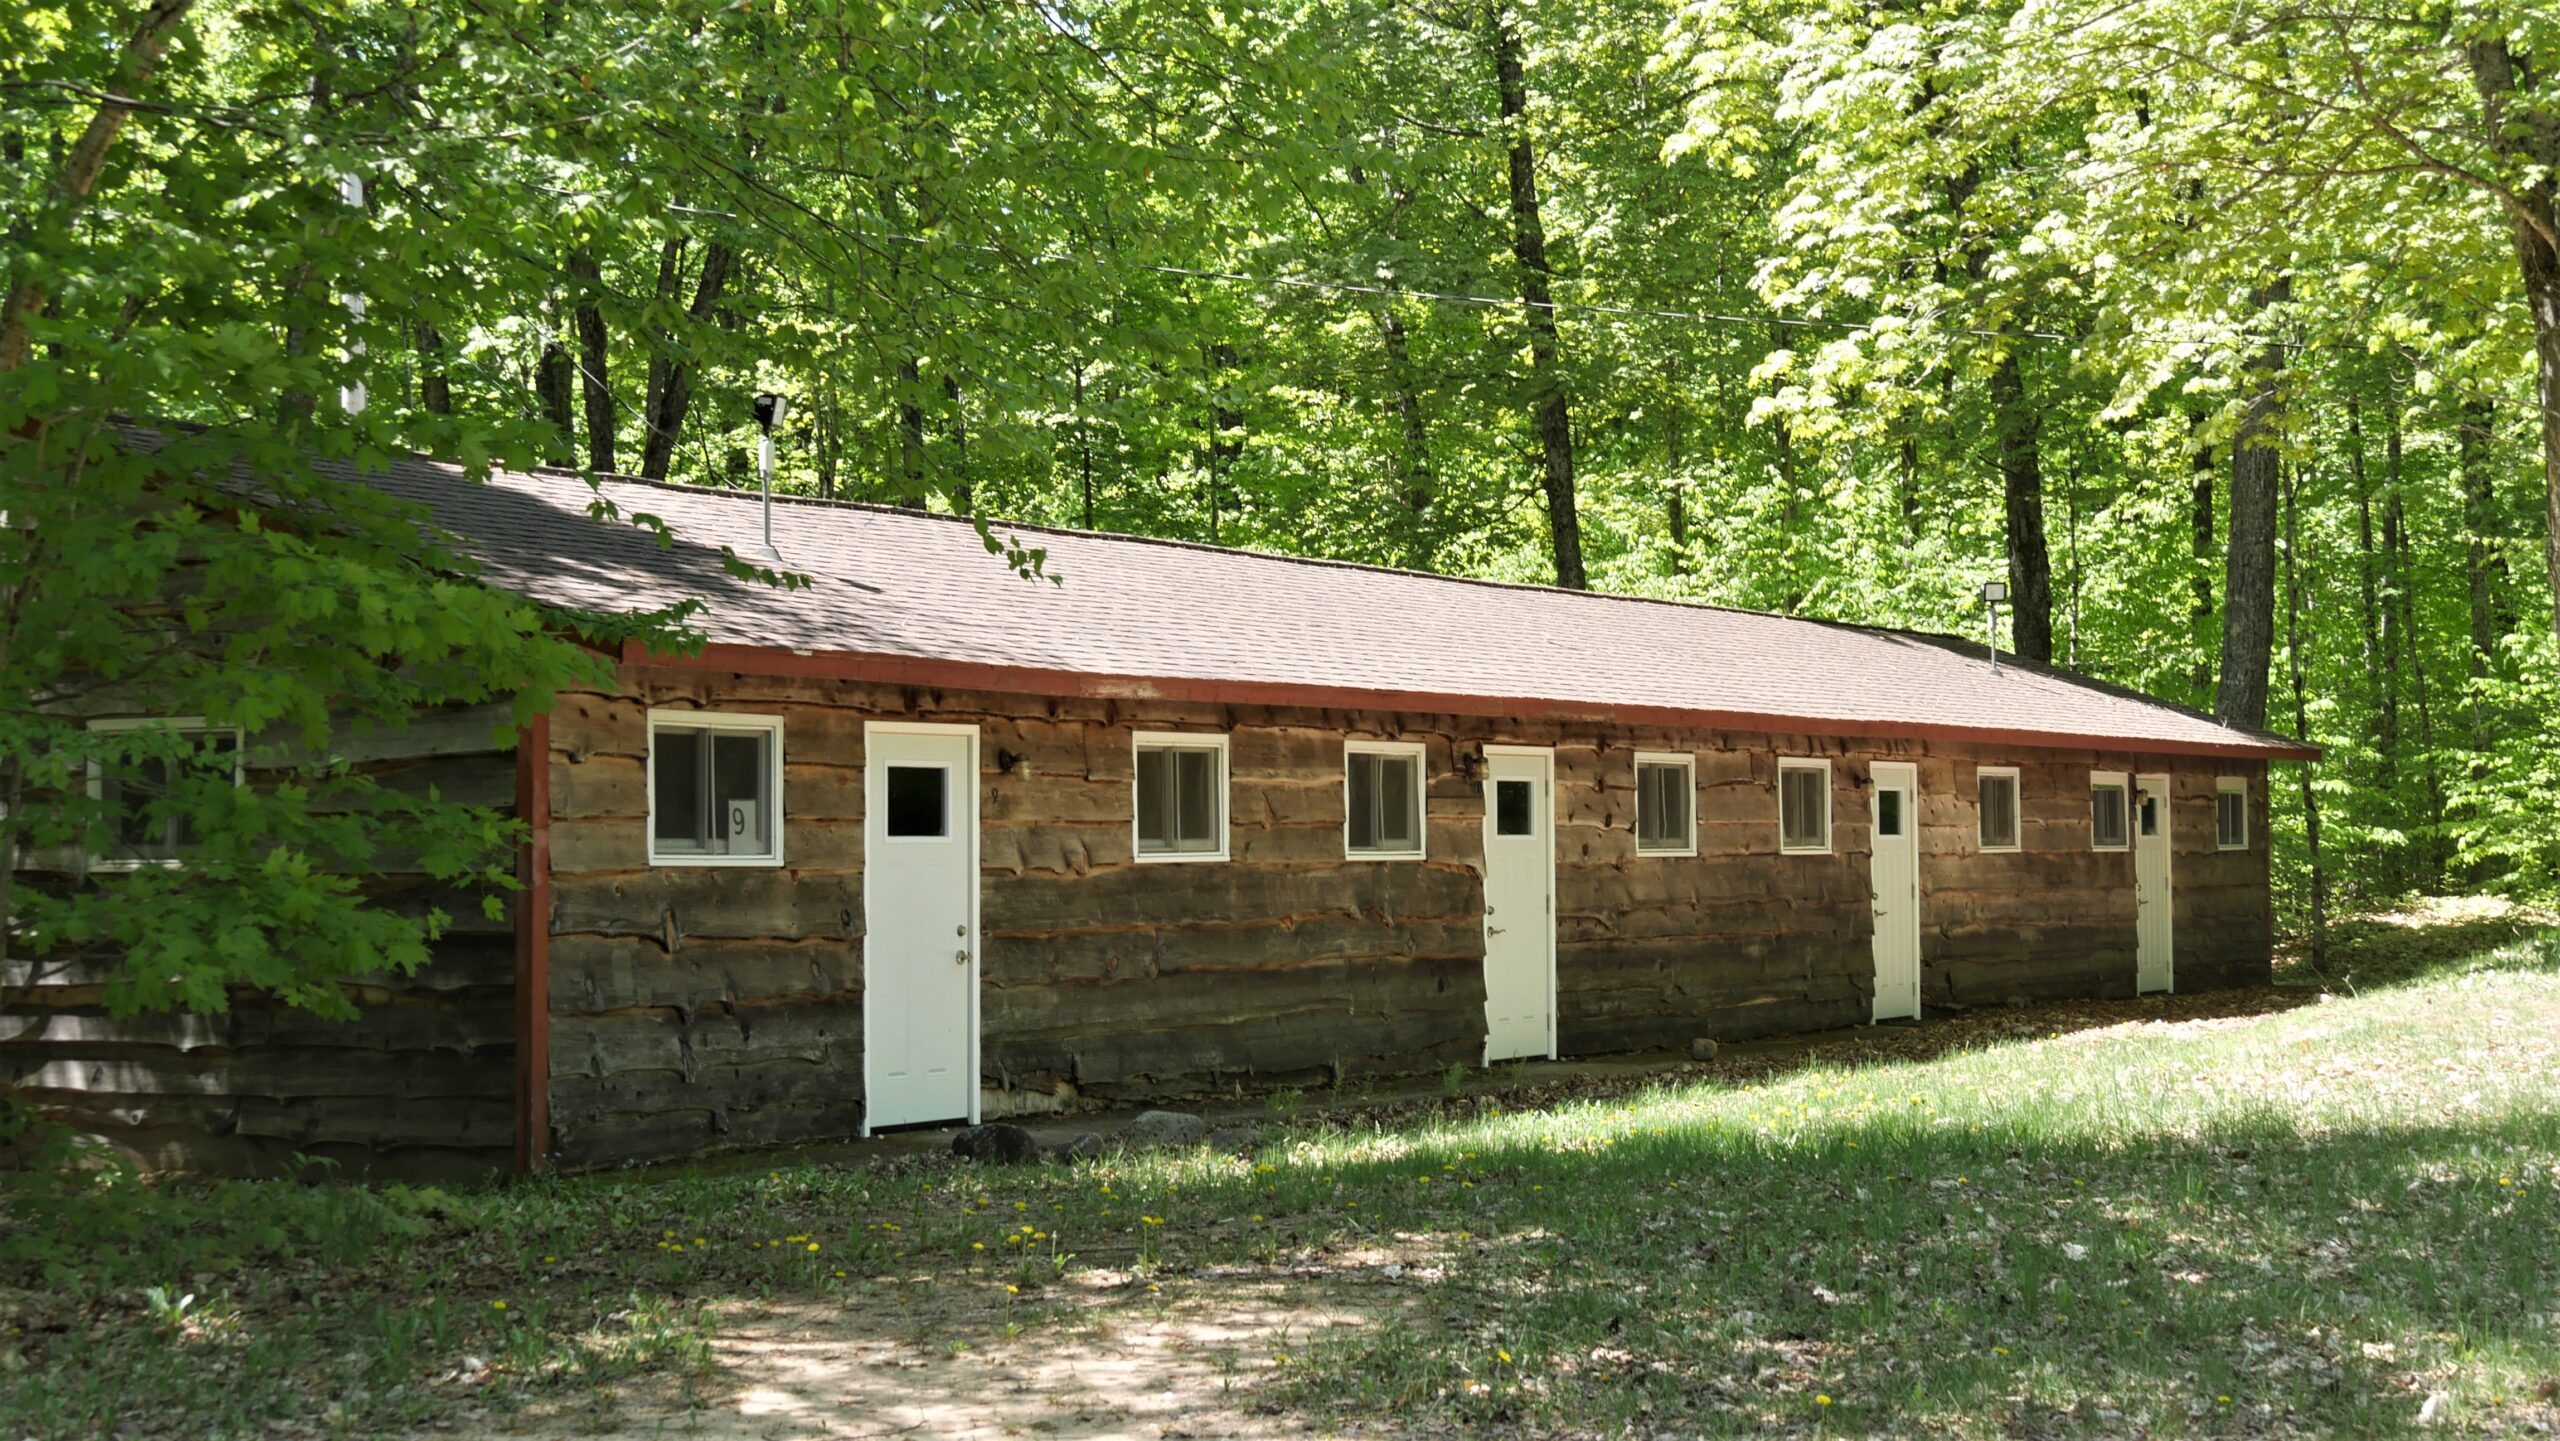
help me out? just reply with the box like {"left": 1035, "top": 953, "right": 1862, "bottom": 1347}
{"left": 350, "top": 450, "right": 2312, "bottom": 760}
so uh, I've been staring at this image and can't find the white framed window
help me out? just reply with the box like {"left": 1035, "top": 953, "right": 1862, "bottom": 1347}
{"left": 648, "top": 711, "right": 785, "bottom": 866}
{"left": 1634, "top": 751, "right": 1697, "bottom": 856}
{"left": 2216, "top": 778, "right": 2249, "bottom": 850}
{"left": 2090, "top": 770, "right": 2130, "bottom": 851}
{"left": 1977, "top": 765, "right": 2022, "bottom": 853}
{"left": 1344, "top": 739, "right": 1426, "bottom": 859}
{"left": 85, "top": 717, "right": 244, "bottom": 870}
{"left": 1778, "top": 757, "right": 1831, "bottom": 854}
{"left": 1134, "top": 731, "right": 1228, "bottom": 862}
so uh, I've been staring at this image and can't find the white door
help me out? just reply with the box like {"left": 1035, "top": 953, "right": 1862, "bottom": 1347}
{"left": 2134, "top": 772, "right": 2174, "bottom": 993}
{"left": 1481, "top": 748, "right": 1556, "bottom": 1062}
{"left": 863, "top": 725, "right": 979, "bottom": 1129}
{"left": 1869, "top": 761, "right": 1922, "bottom": 1021}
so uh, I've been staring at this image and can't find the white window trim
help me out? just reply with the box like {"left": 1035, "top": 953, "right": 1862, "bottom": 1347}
{"left": 1132, "top": 730, "right": 1230, "bottom": 864}
{"left": 1343, "top": 738, "right": 1428, "bottom": 861}
{"left": 84, "top": 716, "right": 245, "bottom": 871}
{"left": 1778, "top": 757, "right": 1833, "bottom": 855}
{"left": 1976, "top": 765, "right": 2023, "bottom": 854}
{"left": 1633, "top": 750, "right": 1698, "bottom": 857}
{"left": 2216, "top": 777, "right": 2251, "bottom": 851}
{"left": 2090, "top": 769, "right": 2131, "bottom": 853}
{"left": 646, "top": 709, "right": 787, "bottom": 868}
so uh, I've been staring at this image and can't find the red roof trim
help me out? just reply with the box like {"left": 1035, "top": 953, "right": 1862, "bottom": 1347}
{"left": 623, "top": 641, "right": 2321, "bottom": 762}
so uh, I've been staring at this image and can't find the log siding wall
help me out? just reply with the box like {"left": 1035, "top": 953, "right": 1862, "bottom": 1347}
{"left": 3, "top": 703, "right": 524, "bottom": 1176}
{"left": 540, "top": 669, "right": 2275, "bottom": 1169}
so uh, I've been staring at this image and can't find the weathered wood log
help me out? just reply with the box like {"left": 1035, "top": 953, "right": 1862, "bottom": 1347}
{"left": 546, "top": 934, "right": 858, "bottom": 1012}
{"left": 551, "top": 869, "right": 860, "bottom": 941}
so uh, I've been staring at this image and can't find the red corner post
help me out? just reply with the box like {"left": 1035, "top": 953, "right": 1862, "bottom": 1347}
{"left": 512, "top": 709, "right": 553, "bottom": 1175}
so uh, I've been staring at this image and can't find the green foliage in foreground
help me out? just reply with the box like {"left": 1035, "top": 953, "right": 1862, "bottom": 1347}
{"left": 3, "top": 915, "right": 2555, "bottom": 1439}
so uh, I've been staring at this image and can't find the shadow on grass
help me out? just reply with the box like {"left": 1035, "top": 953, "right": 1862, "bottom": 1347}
{"left": 1270, "top": 1102, "right": 2560, "bottom": 1437}
{"left": 2278, "top": 897, "right": 2560, "bottom": 994}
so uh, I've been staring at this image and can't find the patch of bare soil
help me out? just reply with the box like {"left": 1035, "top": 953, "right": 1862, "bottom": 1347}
{"left": 509, "top": 1273, "right": 1392, "bottom": 1440}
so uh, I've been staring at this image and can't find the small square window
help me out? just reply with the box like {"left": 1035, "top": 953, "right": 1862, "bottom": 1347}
{"left": 2216, "top": 780, "right": 2249, "bottom": 850}
{"left": 650, "top": 713, "right": 783, "bottom": 864}
{"left": 86, "top": 719, "right": 243, "bottom": 869}
{"left": 1978, "top": 767, "right": 2021, "bottom": 852}
{"left": 885, "top": 765, "right": 948, "bottom": 838}
{"left": 1779, "top": 759, "right": 1831, "bottom": 854}
{"left": 1494, "top": 778, "right": 1535, "bottom": 837}
{"left": 1634, "top": 753, "right": 1696, "bottom": 856}
{"left": 1135, "top": 733, "right": 1227, "bottom": 860}
{"left": 1346, "top": 742, "right": 1426, "bottom": 858}
{"left": 2090, "top": 774, "right": 2129, "bottom": 851}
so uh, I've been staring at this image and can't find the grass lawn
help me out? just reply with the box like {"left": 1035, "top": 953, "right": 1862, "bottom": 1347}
{"left": 4, "top": 902, "right": 2556, "bottom": 1439}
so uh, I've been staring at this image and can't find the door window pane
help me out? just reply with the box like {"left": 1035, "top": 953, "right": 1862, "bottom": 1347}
{"left": 1877, "top": 788, "right": 1904, "bottom": 838}
{"left": 2138, "top": 793, "right": 2160, "bottom": 838}
{"left": 885, "top": 765, "right": 947, "bottom": 838}
{"left": 1494, "top": 778, "right": 1534, "bottom": 836}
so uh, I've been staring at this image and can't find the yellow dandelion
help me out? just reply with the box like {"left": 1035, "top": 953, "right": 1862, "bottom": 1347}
{"left": 973, "top": 1242, "right": 986, "bottom": 1251}
{"left": 1816, "top": 1394, "right": 1833, "bottom": 1407}
{"left": 807, "top": 1242, "right": 821, "bottom": 1252}
{"left": 491, "top": 1300, "right": 508, "bottom": 1311}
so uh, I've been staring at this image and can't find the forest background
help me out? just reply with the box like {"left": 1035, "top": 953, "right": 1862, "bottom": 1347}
{"left": 7, "top": 0, "right": 2560, "bottom": 1005}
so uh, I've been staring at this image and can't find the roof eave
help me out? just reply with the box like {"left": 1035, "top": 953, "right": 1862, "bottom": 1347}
{"left": 622, "top": 641, "right": 2324, "bottom": 763}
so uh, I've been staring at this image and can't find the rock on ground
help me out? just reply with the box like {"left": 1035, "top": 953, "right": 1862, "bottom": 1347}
{"left": 1121, "top": 1110, "right": 1209, "bottom": 1148}
{"left": 951, "top": 1123, "right": 1040, "bottom": 1164}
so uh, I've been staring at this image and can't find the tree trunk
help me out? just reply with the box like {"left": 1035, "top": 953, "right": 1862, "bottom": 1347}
{"left": 415, "top": 322, "right": 451, "bottom": 415}
{"left": 2216, "top": 278, "right": 2288, "bottom": 731}
{"left": 2466, "top": 37, "right": 2560, "bottom": 641}
{"left": 0, "top": 0, "right": 198, "bottom": 372}
{"left": 2458, "top": 396, "right": 2512, "bottom": 693}
{"left": 2347, "top": 398, "right": 2399, "bottom": 804}
{"left": 1990, "top": 352, "right": 2053, "bottom": 663}
{"left": 2189, "top": 418, "right": 2217, "bottom": 707}
{"left": 2384, "top": 411, "right": 2448, "bottom": 889}
{"left": 565, "top": 251, "right": 615, "bottom": 473}
{"left": 639, "top": 239, "right": 734, "bottom": 482}
{"left": 1489, "top": 4, "right": 1585, "bottom": 590}
{"left": 1206, "top": 340, "right": 1242, "bottom": 545}
{"left": 1378, "top": 310, "right": 1433, "bottom": 562}
{"left": 535, "top": 339, "right": 575, "bottom": 464}
{"left": 2284, "top": 455, "right": 2325, "bottom": 960}
{"left": 896, "top": 355, "right": 926, "bottom": 509}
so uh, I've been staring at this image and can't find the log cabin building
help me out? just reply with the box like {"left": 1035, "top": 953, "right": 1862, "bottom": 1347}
{"left": 8, "top": 449, "right": 2316, "bottom": 1175}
